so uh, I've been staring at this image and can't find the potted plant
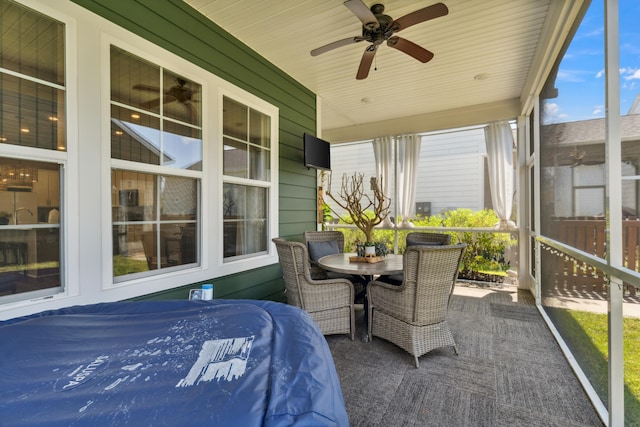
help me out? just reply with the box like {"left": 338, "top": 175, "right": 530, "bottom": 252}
{"left": 325, "top": 173, "right": 390, "bottom": 254}
{"left": 0, "top": 211, "right": 11, "bottom": 225}
{"left": 364, "top": 241, "right": 376, "bottom": 257}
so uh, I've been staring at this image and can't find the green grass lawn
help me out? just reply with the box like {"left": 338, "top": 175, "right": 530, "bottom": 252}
{"left": 545, "top": 307, "right": 640, "bottom": 426}
{"left": 113, "top": 255, "right": 149, "bottom": 276}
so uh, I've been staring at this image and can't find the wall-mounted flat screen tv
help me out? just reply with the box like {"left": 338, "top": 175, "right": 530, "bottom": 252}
{"left": 304, "top": 133, "right": 331, "bottom": 171}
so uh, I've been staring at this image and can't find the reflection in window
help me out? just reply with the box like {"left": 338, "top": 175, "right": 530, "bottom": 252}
{"left": 110, "top": 45, "right": 202, "bottom": 280}
{"left": 222, "top": 95, "right": 272, "bottom": 261}
{"left": 0, "top": 157, "right": 61, "bottom": 300}
{"left": 110, "top": 46, "right": 202, "bottom": 171}
{"left": 111, "top": 170, "right": 198, "bottom": 279}
{"left": 0, "top": 0, "right": 66, "bottom": 151}
{"left": 223, "top": 97, "right": 270, "bottom": 181}
{"left": 0, "top": 0, "right": 66, "bottom": 305}
{"left": 223, "top": 183, "right": 267, "bottom": 258}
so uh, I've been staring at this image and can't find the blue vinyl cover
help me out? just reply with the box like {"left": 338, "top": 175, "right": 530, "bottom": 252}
{"left": 0, "top": 300, "right": 349, "bottom": 426}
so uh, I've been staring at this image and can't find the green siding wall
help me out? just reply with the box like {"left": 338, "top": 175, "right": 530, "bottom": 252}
{"left": 71, "top": 0, "right": 318, "bottom": 301}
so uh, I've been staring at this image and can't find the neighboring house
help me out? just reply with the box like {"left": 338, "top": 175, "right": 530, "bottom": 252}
{"left": 328, "top": 127, "right": 497, "bottom": 220}
{"left": 540, "top": 112, "right": 640, "bottom": 218}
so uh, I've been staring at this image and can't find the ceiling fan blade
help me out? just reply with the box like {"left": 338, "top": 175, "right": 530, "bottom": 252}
{"left": 387, "top": 37, "right": 434, "bottom": 63}
{"left": 356, "top": 45, "right": 377, "bottom": 80}
{"left": 343, "top": 0, "right": 379, "bottom": 30}
{"left": 140, "top": 97, "right": 162, "bottom": 109}
{"left": 391, "top": 2, "right": 449, "bottom": 32}
{"left": 311, "top": 36, "right": 365, "bottom": 56}
{"left": 182, "top": 102, "right": 198, "bottom": 122}
{"left": 132, "top": 84, "right": 160, "bottom": 93}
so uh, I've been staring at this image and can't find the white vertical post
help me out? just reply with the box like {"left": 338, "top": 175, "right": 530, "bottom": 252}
{"left": 533, "top": 96, "right": 542, "bottom": 302}
{"left": 516, "top": 115, "right": 528, "bottom": 290}
{"left": 604, "top": 0, "right": 624, "bottom": 425}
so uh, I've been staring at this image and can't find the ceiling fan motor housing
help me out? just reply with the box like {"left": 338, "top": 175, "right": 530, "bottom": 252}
{"left": 362, "top": 3, "right": 394, "bottom": 42}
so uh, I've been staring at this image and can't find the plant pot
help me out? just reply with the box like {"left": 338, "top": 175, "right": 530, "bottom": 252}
{"left": 364, "top": 245, "right": 376, "bottom": 256}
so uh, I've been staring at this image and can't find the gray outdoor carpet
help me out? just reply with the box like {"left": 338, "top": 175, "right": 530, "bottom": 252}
{"left": 324, "top": 284, "right": 604, "bottom": 427}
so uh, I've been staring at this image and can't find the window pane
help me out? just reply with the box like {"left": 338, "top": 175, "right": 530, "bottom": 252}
{"left": 111, "top": 46, "right": 160, "bottom": 113}
{"left": 0, "top": 0, "right": 64, "bottom": 85}
{"left": 0, "top": 157, "right": 61, "bottom": 300}
{"left": 110, "top": 46, "right": 202, "bottom": 168}
{"left": 112, "top": 223, "right": 151, "bottom": 275}
{"left": 249, "top": 109, "right": 270, "bottom": 147}
{"left": 162, "top": 71, "right": 201, "bottom": 126}
{"left": 249, "top": 146, "right": 269, "bottom": 181}
{"left": 112, "top": 171, "right": 156, "bottom": 222}
{"left": 111, "top": 105, "right": 161, "bottom": 165}
{"left": 162, "top": 120, "right": 202, "bottom": 171}
{"left": 223, "top": 97, "right": 247, "bottom": 140}
{"left": 0, "top": 74, "right": 66, "bottom": 150}
{"left": 223, "top": 137, "right": 247, "bottom": 178}
{"left": 112, "top": 170, "right": 198, "bottom": 278}
{"left": 160, "top": 176, "right": 197, "bottom": 221}
{"left": 223, "top": 183, "right": 267, "bottom": 259}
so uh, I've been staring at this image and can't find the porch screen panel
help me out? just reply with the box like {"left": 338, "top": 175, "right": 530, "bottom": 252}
{"left": 539, "top": 0, "right": 610, "bottom": 415}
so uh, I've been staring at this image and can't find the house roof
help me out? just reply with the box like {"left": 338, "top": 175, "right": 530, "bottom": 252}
{"left": 541, "top": 113, "right": 640, "bottom": 146}
{"left": 184, "top": 0, "right": 586, "bottom": 142}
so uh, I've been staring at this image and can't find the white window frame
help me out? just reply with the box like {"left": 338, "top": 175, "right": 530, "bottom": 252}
{"left": 99, "top": 37, "right": 279, "bottom": 290}
{"left": 216, "top": 88, "right": 279, "bottom": 270}
{"left": 0, "top": 0, "right": 279, "bottom": 318}
{"left": 0, "top": 0, "right": 80, "bottom": 312}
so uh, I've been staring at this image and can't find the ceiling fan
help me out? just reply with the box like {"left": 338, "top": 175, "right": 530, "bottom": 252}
{"left": 132, "top": 78, "right": 199, "bottom": 116}
{"left": 310, "top": 1, "right": 448, "bottom": 79}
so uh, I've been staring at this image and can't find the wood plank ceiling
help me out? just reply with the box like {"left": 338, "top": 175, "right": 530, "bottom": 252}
{"left": 184, "top": 0, "right": 557, "bottom": 142}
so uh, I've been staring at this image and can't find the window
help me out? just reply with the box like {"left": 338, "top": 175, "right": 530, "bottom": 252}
{"left": 0, "top": 0, "right": 65, "bottom": 303}
{"left": 110, "top": 46, "right": 201, "bottom": 281}
{"left": 222, "top": 96, "right": 271, "bottom": 260}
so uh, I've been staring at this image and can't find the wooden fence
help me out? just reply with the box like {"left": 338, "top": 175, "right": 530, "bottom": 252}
{"left": 544, "top": 218, "right": 640, "bottom": 297}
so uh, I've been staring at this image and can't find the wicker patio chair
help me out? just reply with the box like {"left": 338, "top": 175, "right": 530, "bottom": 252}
{"left": 367, "top": 244, "right": 466, "bottom": 367}
{"left": 303, "top": 231, "right": 345, "bottom": 279}
{"left": 405, "top": 232, "right": 452, "bottom": 246}
{"left": 273, "top": 238, "right": 355, "bottom": 340}
{"left": 378, "top": 232, "right": 452, "bottom": 285}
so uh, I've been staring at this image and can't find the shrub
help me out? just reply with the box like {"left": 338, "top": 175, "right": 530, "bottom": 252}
{"left": 415, "top": 209, "right": 514, "bottom": 278}
{"left": 332, "top": 208, "right": 515, "bottom": 278}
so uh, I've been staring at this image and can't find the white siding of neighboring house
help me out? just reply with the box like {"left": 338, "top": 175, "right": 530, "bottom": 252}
{"left": 418, "top": 128, "right": 486, "bottom": 215}
{"left": 328, "top": 127, "right": 488, "bottom": 220}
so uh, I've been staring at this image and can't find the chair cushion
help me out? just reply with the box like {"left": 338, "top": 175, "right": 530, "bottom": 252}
{"left": 406, "top": 238, "right": 444, "bottom": 247}
{"left": 308, "top": 240, "right": 340, "bottom": 262}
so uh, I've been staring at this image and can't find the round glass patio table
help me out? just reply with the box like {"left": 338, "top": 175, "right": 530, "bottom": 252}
{"left": 317, "top": 253, "right": 403, "bottom": 341}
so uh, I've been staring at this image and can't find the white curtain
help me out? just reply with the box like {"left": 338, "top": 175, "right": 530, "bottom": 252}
{"left": 397, "top": 133, "right": 421, "bottom": 227}
{"left": 484, "top": 121, "right": 516, "bottom": 230}
{"left": 372, "top": 136, "right": 393, "bottom": 227}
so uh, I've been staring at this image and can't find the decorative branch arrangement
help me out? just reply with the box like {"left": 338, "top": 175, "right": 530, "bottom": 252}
{"left": 325, "top": 173, "right": 391, "bottom": 243}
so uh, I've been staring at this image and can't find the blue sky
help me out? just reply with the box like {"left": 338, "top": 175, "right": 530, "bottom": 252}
{"left": 543, "top": 1, "right": 640, "bottom": 123}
